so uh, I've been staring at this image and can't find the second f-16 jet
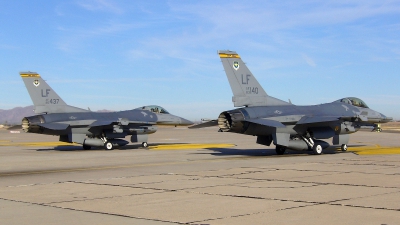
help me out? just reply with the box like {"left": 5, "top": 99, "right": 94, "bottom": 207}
{"left": 20, "top": 72, "right": 193, "bottom": 150}
{"left": 190, "top": 50, "right": 392, "bottom": 155}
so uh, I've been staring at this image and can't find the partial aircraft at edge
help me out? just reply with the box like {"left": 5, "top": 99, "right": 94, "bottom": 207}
{"left": 20, "top": 72, "right": 193, "bottom": 150}
{"left": 190, "top": 50, "right": 392, "bottom": 155}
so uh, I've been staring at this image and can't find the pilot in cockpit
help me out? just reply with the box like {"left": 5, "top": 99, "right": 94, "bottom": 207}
{"left": 141, "top": 105, "right": 170, "bottom": 114}
{"left": 337, "top": 97, "right": 369, "bottom": 108}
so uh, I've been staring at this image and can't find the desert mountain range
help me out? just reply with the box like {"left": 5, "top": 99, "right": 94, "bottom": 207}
{"left": 0, "top": 106, "right": 35, "bottom": 125}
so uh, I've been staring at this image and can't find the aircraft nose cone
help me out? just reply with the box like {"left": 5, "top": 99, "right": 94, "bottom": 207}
{"left": 180, "top": 117, "right": 194, "bottom": 125}
{"left": 381, "top": 115, "right": 393, "bottom": 123}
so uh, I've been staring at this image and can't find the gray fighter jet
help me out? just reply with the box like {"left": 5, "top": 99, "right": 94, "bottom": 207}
{"left": 20, "top": 72, "right": 193, "bottom": 150}
{"left": 190, "top": 50, "right": 392, "bottom": 155}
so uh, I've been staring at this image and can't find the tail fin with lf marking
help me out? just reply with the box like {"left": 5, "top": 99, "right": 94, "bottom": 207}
{"left": 218, "top": 50, "right": 290, "bottom": 107}
{"left": 20, "top": 72, "right": 88, "bottom": 114}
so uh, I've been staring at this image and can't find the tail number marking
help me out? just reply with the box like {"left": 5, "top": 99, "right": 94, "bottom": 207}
{"left": 46, "top": 99, "right": 59, "bottom": 104}
{"left": 246, "top": 87, "right": 258, "bottom": 94}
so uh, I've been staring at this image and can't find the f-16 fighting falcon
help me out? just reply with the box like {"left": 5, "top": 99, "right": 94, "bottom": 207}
{"left": 20, "top": 72, "right": 193, "bottom": 150}
{"left": 190, "top": 50, "right": 392, "bottom": 155}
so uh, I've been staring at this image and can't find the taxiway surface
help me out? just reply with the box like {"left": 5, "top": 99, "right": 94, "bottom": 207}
{"left": 0, "top": 127, "right": 399, "bottom": 224}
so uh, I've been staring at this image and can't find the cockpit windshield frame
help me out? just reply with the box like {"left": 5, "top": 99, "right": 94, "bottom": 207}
{"left": 336, "top": 97, "right": 369, "bottom": 108}
{"left": 140, "top": 105, "right": 170, "bottom": 114}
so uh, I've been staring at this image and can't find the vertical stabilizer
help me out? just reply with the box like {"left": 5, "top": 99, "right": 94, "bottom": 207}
{"left": 20, "top": 72, "right": 88, "bottom": 114}
{"left": 218, "top": 50, "right": 290, "bottom": 107}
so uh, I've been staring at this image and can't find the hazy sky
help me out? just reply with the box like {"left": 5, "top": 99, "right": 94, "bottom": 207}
{"left": 1, "top": 0, "right": 399, "bottom": 120}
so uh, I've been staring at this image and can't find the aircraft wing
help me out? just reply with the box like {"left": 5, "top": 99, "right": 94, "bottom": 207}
{"left": 89, "top": 120, "right": 156, "bottom": 128}
{"left": 296, "top": 116, "right": 340, "bottom": 125}
{"left": 39, "top": 123, "right": 70, "bottom": 130}
{"left": 189, "top": 118, "right": 286, "bottom": 129}
{"left": 245, "top": 118, "right": 286, "bottom": 128}
{"left": 188, "top": 120, "right": 218, "bottom": 129}
{"left": 89, "top": 120, "right": 116, "bottom": 127}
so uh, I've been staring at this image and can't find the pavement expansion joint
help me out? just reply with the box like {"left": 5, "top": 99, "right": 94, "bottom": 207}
{"left": 185, "top": 189, "right": 323, "bottom": 205}
{"left": 327, "top": 190, "right": 400, "bottom": 205}
{"left": 73, "top": 180, "right": 176, "bottom": 192}
{"left": 0, "top": 196, "right": 183, "bottom": 224}
{"left": 174, "top": 168, "right": 273, "bottom": 178}
{"left": 235, "top": 183, "right": 321, "bottom": 189}
{"left": 76, "top": 180, "right": 164, "bottom": 186}
{"left": 234, "top": 176, "right": 400, "bottom": 189}
{"left": 193, "top": 203, "right": 321, "bottom": 224}
{"left": 329, "top": 202, "right": 400, "bottom": 211}
{"left": 44, "top": 193, "right": 143, "bottom": 204}
{"left": 190, "top": 210, "right": 268, "bottom": 224}
{"left": 276, "top": 203, "right": 319, "bottom": 211}
{"left": 278, "top": 179, "right": 399, "bottom": 189}
{"left": 6, "top": 180, "right": 71, "bottom": 188}
{"left": 277, "top": 167, "right": 400, "bottom": 176}
{"left": 47, "top": 205, "right": 184, "bottom": 224}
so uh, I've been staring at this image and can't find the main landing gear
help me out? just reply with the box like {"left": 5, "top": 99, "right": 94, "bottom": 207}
{"left": 81, "top": 135, "right": 149, "bottom": 150}
{"left": 300, "top": 135, "right": 324, "bottom": 155}
{"left": 312, "top": 144, "right": 323, "bottom": 155}
{"left": 274, "top": 134, "right": 348, "bottom": 155}
{"left": 104, "top": 141, "right": 114, "bottom": 150}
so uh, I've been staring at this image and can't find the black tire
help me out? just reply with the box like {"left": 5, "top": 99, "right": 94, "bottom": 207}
{"left": 313, "top": 144, "right": 323, "bottom": 155}
{"left": 104, "top": 142, "right": 113, "bottom": 150}
{"left": 341, "top": 144, "right": 348, "bottom": 152}
{"left": 142, "top": 142, "right": 148, "bottom": 148}
{"left": 83, "top": 144, "right": 91, "bottom": 150}
{"left": 276, "top": 145, "right": 286, "bottom": 155}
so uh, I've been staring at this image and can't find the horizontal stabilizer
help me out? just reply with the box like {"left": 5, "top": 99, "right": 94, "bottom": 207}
{"left": 245, "top": 118, "right": 286, "bottom": 128}
{"left": 188, "top": 120, "right": 218, "bottom": 129}
{"left": 39, "top": 123, "right": 70, "bottom": 130}
{"left": 296, "top": 116, "right": 340, "bottom": 125}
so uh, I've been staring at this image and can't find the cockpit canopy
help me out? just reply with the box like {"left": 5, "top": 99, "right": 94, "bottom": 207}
{"left": 139, "top": 105, "right": 170, "bottom": 114}
{"left": 335, "top": 97, "right": 369, "bottom": 108}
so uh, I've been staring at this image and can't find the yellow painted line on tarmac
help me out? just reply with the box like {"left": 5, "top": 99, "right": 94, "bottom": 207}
{"left": 149, "top": 143, "right": 235, "bottom": 150}
{"left": 0, "top": 142, "right": 78, "bottom": 147}
{"left": 347, "top": 146, "right": 400, "bottom": 155}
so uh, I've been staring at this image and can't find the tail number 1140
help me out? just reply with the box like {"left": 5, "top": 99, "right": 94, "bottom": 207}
{"left": 246, "top": 87, "right": 258, "bottom": 94}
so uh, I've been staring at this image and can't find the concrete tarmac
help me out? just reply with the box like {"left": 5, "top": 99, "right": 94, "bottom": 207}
{"left": 0, "top": 127, "right": 399, "bottom": 224}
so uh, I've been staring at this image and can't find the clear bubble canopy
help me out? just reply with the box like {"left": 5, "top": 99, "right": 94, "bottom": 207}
{"left": 334, "top": 97, "right": 369, "bottom": 108}
{"left": 137, "top": 105, "right": 170, "bottom": 114}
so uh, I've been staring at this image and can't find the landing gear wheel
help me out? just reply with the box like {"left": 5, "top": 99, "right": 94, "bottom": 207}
{"left": 104, "top": 142, "right": 114, "bottom": 150}
{"left": 313, "top": 144, "right": 323, "bottom": 155}
{"left": 341, "top": 144, "right": 348, "bottom": 152}
{"left": 83, "top": 144, "right": 91, "bottom": 150}
{"left": 142, "top": 142, "right": 148, "bottom": 148}
{"left": 275, "top": 145, "right": 286, "bottom": 155}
